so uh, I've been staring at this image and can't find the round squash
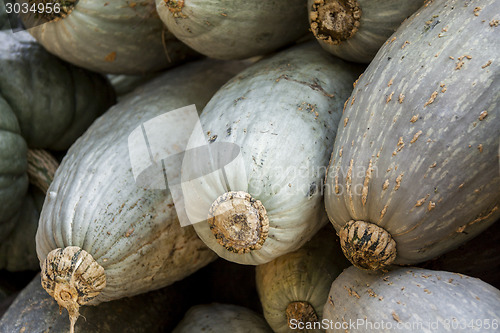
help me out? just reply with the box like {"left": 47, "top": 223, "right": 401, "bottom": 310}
{"left": 323, "top": 266, "right": 500, "bottom": 332}
{"left": 182, "top": 42, "right": 362, "bottom": 265}
{"left": 36, "top": 59, "right": 247, "bottom": 332}
{"left": 156, "top": 0, "right": 309, "bottom": 60}
{"left": 24, "top": 0, "right": 196, "bottom": 74}
{"left": 256, "top": 225, "right": 350, "bottom": 332}
{"left": 309, "top": 0, "right": 424, "bottom": 63}
{"left": 324, "top": 0, "right": 500, "bottom": 270}
{"left": 0, "top": 272, "right": 208, "bottom": 333}
{"left": 173, "top": 303, "right": 272, "bottom": 333}
{"left": 0, "top": 30, "right": 114, "bottom": 270}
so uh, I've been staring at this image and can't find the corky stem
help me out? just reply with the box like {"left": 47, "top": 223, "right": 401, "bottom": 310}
{"left": 208, "top": 191, "right": 269, "bottom": 254}
{"left": 339, "top": 220, "right": 397, "bottom": 270}
{"left": 286, "top": 301, "right": 319, "bottom": 330}
{"left": 26, "top": 149, "right": 58, "bottom": 194}
{"left": 310, "top": 0, "right": 361, "bottom": 45}
{"left": 41, "top": 247, "right": 106, "bottom": 333}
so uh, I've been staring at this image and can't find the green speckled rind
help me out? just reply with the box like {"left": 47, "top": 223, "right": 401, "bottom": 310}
{"left": 323, "top": 266, "right": 500, "bottom": 332}
{"left": 186, "top": 42, "right": 363, "bottom": 265}
{"left": 156, "top": 0, "right": 308, "bottom": 60}
{"left": 325, "top": 0, "right": 500, "bottom": 265}
{"left": 27, "top": 0, "right": 196, "bottom": 74}
{"left": 256, "top": 226, "right": 350, "bottom": 333}
{"left": 36, "top": 59, "right": 248, "bottom": 304}
{"left": 173, "top": 303, "right": 272, "bottom": 333}
{"left": 310, "top": 0, "right": 425, "bottom": 63}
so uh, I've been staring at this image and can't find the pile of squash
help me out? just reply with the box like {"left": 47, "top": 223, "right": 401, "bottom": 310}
{"left": 0, "top": 0, "right": 499, "bottom": 332}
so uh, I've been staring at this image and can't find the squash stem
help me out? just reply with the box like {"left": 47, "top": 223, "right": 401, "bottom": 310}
{"left": 26, "top": 149, "right": 58, "bottom": 194}
{"left": 286, "top": 301, "right": 319, "bottom": 330}
{"left": 41, "top": 247, "right": 106, "bottom": 332}
{"left": 338, "top": 220, "right": 397, "bottom": 270}
{"left": 208, "top": 191, "right": 269, "bottom": 254}
{"left": 310, "top": 0, "right": 361, "bottom": 44}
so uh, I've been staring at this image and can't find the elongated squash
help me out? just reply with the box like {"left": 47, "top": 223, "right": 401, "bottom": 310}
{"left": 24, "top": 0, "right": 195, "bottom": 74}
{"left": 324, "top": 0, "right": 500, "bottom": 270}
{"left": 323, "top": 266, "right": 500, "bottom": 332}
{"left": 156, "top": 0, "right": 308, "bottom": 60}
{"left": 309, "top": 0, "right": 424, "bottom": 63}
{"left": 182, "top": 42, "right": 362, "bottom": 265}
{"left": 36, "top": 59, "right": 247, "bottom": 332}
{"left": 173, "top": 303, "right": 272, "bottom": 333}
{"left": 0, "top": 272, "right": 207, "bottom": 332}
{"left": 256, "top": 225, "right": 349, "bottom": 332}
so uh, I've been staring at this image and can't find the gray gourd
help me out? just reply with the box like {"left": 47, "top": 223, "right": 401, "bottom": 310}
{"left": 35, "top": 59, "right": 248, "bottom": 332}
{"left": 182, "top": 42, "right": 362, "bottom": 265}
{"left": 256, "top": 226, "right": 350, "bottom": 332}
{"left": 324, "top": 0, "right": 500, "bottom": 270}
{"left": 156, "top": 0, "right": 309, "bottom": 60}
{"left": 323, "top": 266, "right": 500, "bottom": 332}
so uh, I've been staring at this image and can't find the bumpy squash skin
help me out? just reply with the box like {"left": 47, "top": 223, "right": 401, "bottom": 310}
{"left": 256, "top": 226, "right": 350, "bottom": 333}
{"left": 324, "top": 0, "right": 500, "bottom": 266}
{"left": 36, "top": 60, "right": 248, "bottom": 305}
{"left": 173, "top": 303, "right": 272, "bottom": 333}
{"left": 0, "top": 273, "right": 207, "bottom": 332}
{"left": 156, "top": 0, "right": 308, "bottom": 60}
{"left": 323, "top": 266, "right": 500, "bottom": 332}
{"left": 26, "top": 0, "right": 195, "bottom": 74}
{"left": 185, "top": 42, "right": 362, "bottom": 265}
{"left": 309, "top": 0, "right": 424, "bottom": 63}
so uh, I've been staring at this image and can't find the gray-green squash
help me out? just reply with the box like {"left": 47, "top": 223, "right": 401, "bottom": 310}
{"left": 323, "top": 266, "right": 500, "bottom": 332}
{"left": 182, "top": 42, "right": 362, "bottom": 265}
{"left": 256, "top": 225, "right": 350, "bottom": 333}
{"left": 156, "top": 0, "right": 309, "bottom": 60}
{"left": 324, "top": 0, "right": 500, "bottom": 270}
{"left": 0, "top": 272, "right": 207, "bottom": 332}
{"left": 35, "top": 59, "right": 247, "bottom": 332}
{"left": 24, "top": 0, "right": 195, "bottom": 74}
{"left": 173, "top": 303, "right": 272, "bottom": 333}
{"left": 309, "top": 0, "right": 424, "bottom": 63}
{"left": 0, "top": 30, "right": 114, "bottom": 271}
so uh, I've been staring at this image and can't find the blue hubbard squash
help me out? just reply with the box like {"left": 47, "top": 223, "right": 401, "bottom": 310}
{"left": 324, "top": 0, "right": 500, "bottom": 270}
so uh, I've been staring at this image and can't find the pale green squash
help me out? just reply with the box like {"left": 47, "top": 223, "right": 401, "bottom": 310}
{"left": 156, "top": 0, "right": 309, "bottom": 60}
{"left": 35, "top": 59, "right": 247, "bottom": 332}
{"left": 25, "top": 0, "right": 195, "bottom": 74}
{"left": 256, "top": 226, "right": 350, "bottom": 332}
{"left": 183, "top": 42, "right": 362, "bottom": 265}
